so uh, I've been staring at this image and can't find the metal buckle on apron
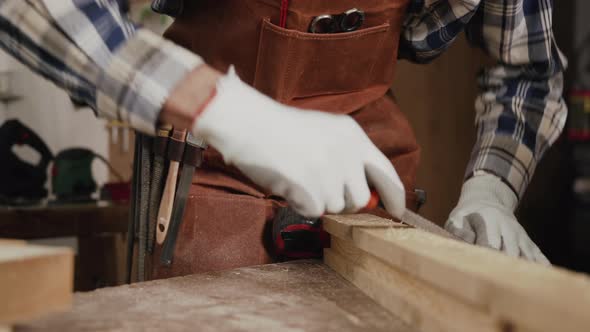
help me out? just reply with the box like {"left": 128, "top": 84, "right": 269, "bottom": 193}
{"left": 309, "top": 8, "right": 365, "bottom": 34}
{"left": 151, "top": 0, "right": 184, "bottom": 17}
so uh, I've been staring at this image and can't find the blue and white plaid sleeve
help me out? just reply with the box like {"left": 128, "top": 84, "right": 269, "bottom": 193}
{"left": 0, "top": 0, "right": 202, "bottom": 135}
{"left": 400, "top": 0, "right": 568, "bottom": 200}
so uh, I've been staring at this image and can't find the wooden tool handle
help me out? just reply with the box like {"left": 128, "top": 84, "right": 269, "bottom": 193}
{"left": 156, "top": 161, "right": 180, "bottom": 245}
{"left": 156, "top": 128, "right": 187, "bottom": 245}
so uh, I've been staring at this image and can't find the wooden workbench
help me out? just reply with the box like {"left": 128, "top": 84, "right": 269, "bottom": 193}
{"left": 0, "top": 203, "right": 128, "bottom": 239}
{"left": 10, "top": 213, "right": 590, "bottom": 331}
{"left": 0, "top": 203, "right": 129, "bottom": 290}
{"left": 16, "top": 261, "right": 413, "bottom": 332}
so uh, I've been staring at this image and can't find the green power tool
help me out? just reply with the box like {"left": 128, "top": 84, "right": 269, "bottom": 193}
{"left": 52, "top": 147, "right": 126, "bottom": 203}
{"left": 51, "top": 148, "right": 126, "bottom": 205}
{"left": 51, "top": 148, "right": 98, "bottom": 203}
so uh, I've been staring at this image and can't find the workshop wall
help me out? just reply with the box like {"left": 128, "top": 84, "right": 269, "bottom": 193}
{"left": 572, "top": 1, "right": 590, "bottom": 88}
{"left": 0, "top": 52, "right": 109, "bottom": 196}
{"left": 393, "top": 35, "right": 490, "bottom": 226}
{"left": 0, "top": 1, "right": 174, "bottom": 192}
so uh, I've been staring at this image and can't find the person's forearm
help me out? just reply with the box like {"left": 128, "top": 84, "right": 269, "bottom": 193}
{"left": 466, "top": 63, "right": 567, "bottom": 198}
{"left": 0, "top": 0, "right": 210, "bottom": 135}
{"left": 460, "top": 0, "right": 568, "bottom": 199}
{"left": 399, "top": 0, "right": 479, "bottom": 63}
{"left": 41, "top": 0, "right": 207, "bottom": 134}
{"left": 160, "top": 65, "right": 222, "bottom": 130}
{"left": 0, "top": 0, "right": 100, "bottom": 107}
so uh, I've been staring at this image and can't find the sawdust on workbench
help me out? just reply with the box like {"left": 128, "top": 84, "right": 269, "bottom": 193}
{"left": 17, "top": 261, "right": 414, "bottom": 332}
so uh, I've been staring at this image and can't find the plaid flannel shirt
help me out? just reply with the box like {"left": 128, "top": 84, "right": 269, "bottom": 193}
{"left": 400, "top": 0, "right": 567, "bottom": 199}
{"left": 0, "top": 0, "right": 202, "bottom": 134}
{"left": 0, "top": 0, "right": 567, "bottom": 200}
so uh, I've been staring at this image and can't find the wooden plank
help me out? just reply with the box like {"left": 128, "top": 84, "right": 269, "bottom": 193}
{"left": 322, "top": 213, "right": 408, "bottom": 240}
{"left": 323, "top": 214, "right": 590, "bottom": 332}
{"left": 0, "top": 242, "right": 74, "bottom": 325}
{"left": 325, "top": 237, "right": 500, "bottom": 332}
{"left": 0, "top": 239, "right": 25, "bottom": 246}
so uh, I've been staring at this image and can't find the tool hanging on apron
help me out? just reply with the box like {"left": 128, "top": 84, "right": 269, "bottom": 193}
{"left": 148, "top": 0, "right": 420, "bottom": 280}
{"left": 160, "top": 133, "right": 207, "bottom": 266}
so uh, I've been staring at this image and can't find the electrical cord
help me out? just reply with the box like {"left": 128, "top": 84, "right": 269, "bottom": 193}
{"left": 93, "top": 153, "right": 126, "bottom": 182}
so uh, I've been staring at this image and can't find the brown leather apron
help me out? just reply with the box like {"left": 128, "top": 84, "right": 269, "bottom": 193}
{"left": 151, "top": 0, "right": 419, "bottom": 279}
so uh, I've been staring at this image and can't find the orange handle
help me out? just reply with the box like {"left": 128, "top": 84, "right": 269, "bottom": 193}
{"left": 366, "top": 190, "right": 380, "bottom": 210}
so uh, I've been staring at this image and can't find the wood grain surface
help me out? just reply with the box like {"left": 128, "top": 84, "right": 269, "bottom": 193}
{"left": 323, "top": 214, "right": 590, "bottom": 332}
{"left": 17, "top": 261, "right": 415, "bottom": 332}
{"left": 0, "top": 242, "right": 73, "bottom": 325}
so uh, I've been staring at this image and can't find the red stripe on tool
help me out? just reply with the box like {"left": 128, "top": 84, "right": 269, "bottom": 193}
{"left": 568, "top": 129, "right": 590, "bottom": 142}
{"left": 279, "top": 0, "right": 289, "bottom": 28}
{"left": 366, "top": 190, "right": 380, "bottom": 210}
{"left": 275, "top": 234, "right": 285, "bottom": 251}
{"left": 319, "top": 190, "right": 380, "bottom": 219}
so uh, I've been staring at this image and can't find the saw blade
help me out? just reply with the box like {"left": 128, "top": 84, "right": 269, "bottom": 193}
{"left": 402, "top": 209, "right": 463, "bottom": 241}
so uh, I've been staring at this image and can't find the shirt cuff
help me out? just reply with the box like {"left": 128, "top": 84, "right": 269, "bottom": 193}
{"left": 95, "top": 29, "right": 203, "bottom": 135}
{"left": 465, "top": 134, "right": 536, "bottom": 200}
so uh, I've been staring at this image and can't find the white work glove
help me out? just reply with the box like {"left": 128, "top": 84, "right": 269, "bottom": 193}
{"left": 445, "top": 173, "right": 550, "bottom": 265}
{"left": 193, "top": 68, "right": 406, "bottom": 219}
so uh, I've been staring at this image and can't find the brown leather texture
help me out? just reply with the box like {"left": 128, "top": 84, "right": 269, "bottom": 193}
{"left": 151, "top": 0, "right": 418, "bottom": 279}
{"left": 152, "top": 185, "right": 278, "bottom": 279}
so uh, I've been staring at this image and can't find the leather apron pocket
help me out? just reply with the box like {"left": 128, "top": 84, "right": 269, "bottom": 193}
{"left": 151, "top": 185, "right": 275, "bottom": 279}
{"left": 253, "top": 18, "right": 392, "bottom": 107}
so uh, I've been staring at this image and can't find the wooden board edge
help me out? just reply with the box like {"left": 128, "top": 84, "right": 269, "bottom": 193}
{"left": 322, "top": 214, "right": 407, "bottom": 241}
{"left": 325, "top": 237, "right": 501, "bottom": 332}
{"left": 0, "top": 239, "right": 26, "bottom": 246}
{"left": 323, "top": 214, "right": 590, "bottom": 332}
{"left": 0, "top": 245, "right": 74, "bottom": 325}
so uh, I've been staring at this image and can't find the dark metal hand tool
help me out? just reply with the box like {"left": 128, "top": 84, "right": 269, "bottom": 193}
{"left": 160, "top": 133, "right": 207, "bottom": 266}
{"left": 309, "top": 8, "right": 365, "bottom": 33}
{"left": 366, "top": 190, "right": 462, "bottom": 241}
{"left": 126, "top": 134, "right": 141, "bottom": 284}
{"left": 137, "top": 134, "right": 153, "bottom": 282}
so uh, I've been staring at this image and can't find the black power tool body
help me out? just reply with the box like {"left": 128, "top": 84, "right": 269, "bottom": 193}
{"left": 0, "top": 119, "right": 53, "bottom": 205}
